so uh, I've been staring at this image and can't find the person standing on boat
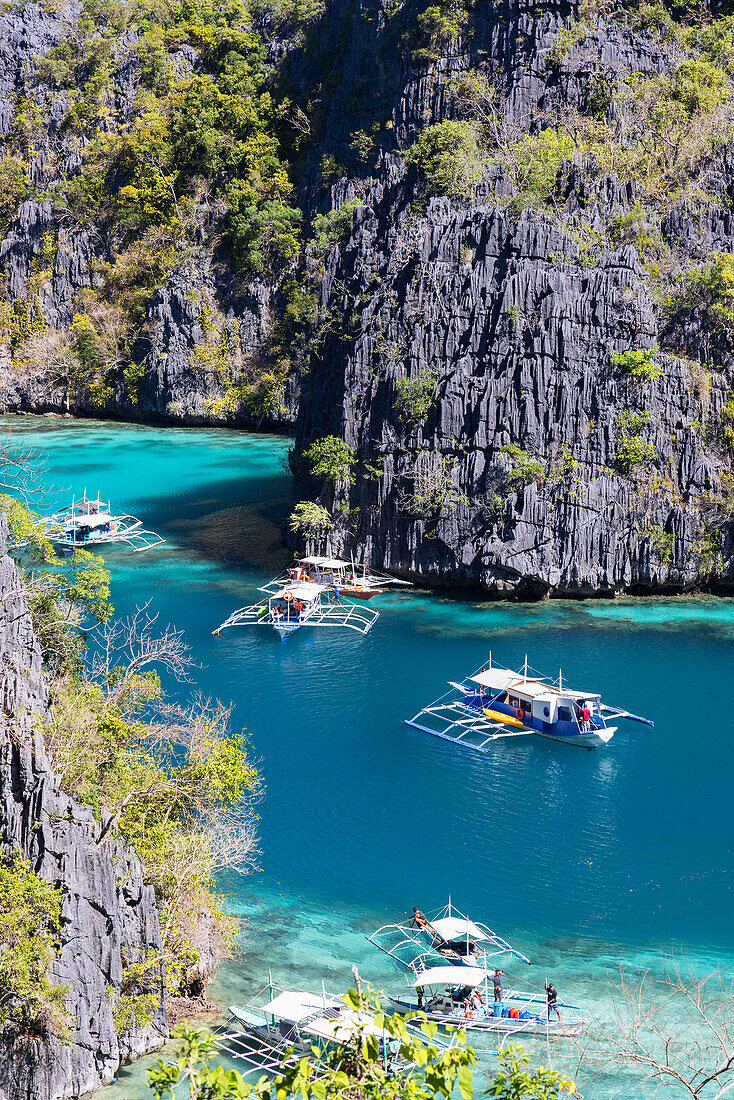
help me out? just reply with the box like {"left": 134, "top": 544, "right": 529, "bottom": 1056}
{"left": 580, "top": 702, "right": 591, "bottom": 732}
{"left": 546, "top": 982, "right": 561, "bottom": 1023}
{"left": 492, "top": 970, "right": 504, "bottom": 1002}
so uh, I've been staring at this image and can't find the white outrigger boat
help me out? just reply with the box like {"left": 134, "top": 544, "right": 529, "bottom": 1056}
{"left": 387, "top": 966, "right": 589, "bottom": 1038}
{"left": 213, "top": 581, "right": 379, "bottom": 642}
{"left": 41, "top": 493, "right": 165, "bottom": 554}
{"left": 213, "top": 982, "right": 468, "bottom": 1076}
{"left": 406, "top": 655, "right": 653, "bottom": 750}
{"left": 366, "top": 901, "right": 532, "bottom": 974}
{"left": 259, "top": 556, "right": 412, "bottom": 601}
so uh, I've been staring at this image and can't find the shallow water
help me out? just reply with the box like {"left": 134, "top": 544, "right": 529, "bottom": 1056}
{"left": 5, "top": 416, "right": 733, "bottom": 1099}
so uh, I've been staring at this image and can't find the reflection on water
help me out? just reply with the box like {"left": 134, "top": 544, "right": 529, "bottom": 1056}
{"left": 6, "top": 417, "right": 733, "bottom": 1100}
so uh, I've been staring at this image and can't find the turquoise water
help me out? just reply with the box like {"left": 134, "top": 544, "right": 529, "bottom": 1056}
{"left": 5, "top": 416, "right": 733, "bottom": 1098}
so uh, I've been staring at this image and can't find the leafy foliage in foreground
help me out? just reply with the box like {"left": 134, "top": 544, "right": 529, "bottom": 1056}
{"left": 0, "top": 859, "right": 67, "bottom": 1036}
{"left": 1, "top": 492, "right": 260, "bottom": 1030}
{"left": 147, "top": 995, "right": 576, "bottom": 1100}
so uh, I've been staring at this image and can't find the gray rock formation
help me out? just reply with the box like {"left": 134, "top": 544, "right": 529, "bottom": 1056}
{"left": 0, "top": 515, "right": 167, "bottom": 1100}
{"left": 287, "top": 0, "right": 734, "bottom": 595}
{"left": 0, "top": 0, "right": 732, "bottom": 593}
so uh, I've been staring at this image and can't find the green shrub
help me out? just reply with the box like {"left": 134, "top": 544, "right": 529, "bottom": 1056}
{"left": 609, "top": 346, "right": 663, "bottom": 380}
{"left": 405, "top": 121, "right": 482, "bottom": 199}
{"left": 0, "top": 156, "right": 28, "bottom": 236}
{"left": 549, "top": 23, "right": 588, "bottom": 63}
{"left": 394, "top": 368, "right": 437, "bottom": 421}
{"left": 672, "top": 59, "right": 730, "bottom": 115}
{"left": 641, "top": 524, "right": 675, "bottom": 563}
{"left": 722, "top": 396, "right": 734, "bottom": 445}
{"left": 310, "top": 199, "right": 361, "bottom": 255}
{"left": 71, "top": 312, "right": 100, "bottom": 370}
{"left": 499, "top": 444, "right": 544, "bottom": 487}
{"left": 505, "top": 128, "right": 577, "bottom": 202}
{"left": 303, "top": 435, "right": 356, "bottom": 483}
{"left": 415, "top": 0, "right": 466, "bottom": 58}
{"left": 288, "top": 501, "right": 333, "bottom": 533}
{"left": 0, "top": 858, "right": 68, "bottom": 1035}
{"left": 684, "top": 252, "right": 734, "bottom": 331}
{"left": 616, "top": 410, "right": 656, "bottom": 473}
{"left": 691, "top": 523, "right": 723, "bottom": 575}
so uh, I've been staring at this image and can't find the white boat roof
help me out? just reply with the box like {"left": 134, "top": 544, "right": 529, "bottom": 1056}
{"left": 411, "top": 966, "right": 490, "bottom": 989}
{"left": 300, "top": 556, "right": 349, "bottom": 569}
{"left": 471, "top": 668, "right": 599, "bottom": 701}
{"left": 471, "top": 669, "right": 520, "bottom": 691}
{"left": 69, "top": 513, "right": 113, "bottom": 528}
{"left": 263, "top": 990, "right": 340, "bottom": 1022}
{"left": 271, "top": 582, "right": 323, "bottom": 601}
{"left": 429, "top": 916, "right": 489, "bottom": 942}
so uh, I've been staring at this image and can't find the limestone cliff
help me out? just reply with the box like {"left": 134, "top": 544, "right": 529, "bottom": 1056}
{"left": 286, "top": 0, "right": 734, "bottom": 595}
{"left": 0, "top": 0, "right": 733, "bottom": 593}
{"left": 0, "top": 515, "right": 167, "bottom": 1100}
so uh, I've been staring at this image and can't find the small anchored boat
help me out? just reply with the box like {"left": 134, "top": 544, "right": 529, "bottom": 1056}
{"left": 366, "top": 900, "right": 531, "bottom": 975}
{"left": 41, "top": 492, "right": 165, "bottom": 554}
{"left": 406, "top": 655, "right": 653, "bottom": 750}
{"left": 259, "top": 555, "right": 412, "bottom": 601}
{"left": 213, "top": 982, "right": 463, "bottom": 1077}
{"left": 387, "top": 966, "right": 589, "bottom": 1038}
{"left": 213, "top": 582, "right": 379, "bottom": 642}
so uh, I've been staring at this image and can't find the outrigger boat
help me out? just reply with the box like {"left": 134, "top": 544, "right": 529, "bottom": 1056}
{"left": 213, "top": 981, "right": 467, "bottom": 1077}
{"left": 366, "top": 901, "right": 531, "bottom": 975}
{"left": 259, "top": 556, "right": 412, "bottom": 601}
{"left": 213, "top": 581, "right": 379, "bottom": 642}
{"left": 41, "top": 492, "right": 165, "bottom": 554}
{"left": 386, "top": 966, "right": 589, "bottom": 1038}
{"left": 406, "top": 655, "right": 653, "bottom": 750}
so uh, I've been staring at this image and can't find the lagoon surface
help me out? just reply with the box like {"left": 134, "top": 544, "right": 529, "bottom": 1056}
{"left": 7, "top": 415, "right": 733, "bottom": 1098}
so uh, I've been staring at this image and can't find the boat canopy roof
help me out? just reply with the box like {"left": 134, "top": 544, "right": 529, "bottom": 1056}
{"left": 470, "top": 667, "right": 600, "bottom": 702}
{"left": 263, "top": 990, "right": 340, "bottom": 1022}
{"left": 299, "top": 555, "right": 348, "bottom": 568}
{"left": 70, "top": 512, "right": 113, "bottom": 528}
{"left": 470, "top": 669, "right": 519, "bottom": 691}
{"left": 411, "top": 966, "right": 489, "bottom": 989}
{"left": 271, "top": 582, "right": 323, "bottom": 601}
{"left": 429, "top": 916, "right": 489, "bottom": 942}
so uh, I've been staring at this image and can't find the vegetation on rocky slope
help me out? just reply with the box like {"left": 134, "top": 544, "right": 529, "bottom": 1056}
{"left": 0, "top": 499, "right": 259, "bottom": 1036}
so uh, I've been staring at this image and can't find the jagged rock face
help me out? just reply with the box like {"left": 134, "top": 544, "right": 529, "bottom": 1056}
{"left": 287, "top": 0, "right": 734, "bottom": 595}
{"left": 0, "top": 516, "right": 167, "bottom": 1100}
{"left": 294, "top": 187, "right": 733, "bottom": 595}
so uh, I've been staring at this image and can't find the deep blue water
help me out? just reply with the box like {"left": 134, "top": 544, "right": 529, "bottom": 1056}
{"left": 5, "top": 416, "right": 733, "bottom": 1098}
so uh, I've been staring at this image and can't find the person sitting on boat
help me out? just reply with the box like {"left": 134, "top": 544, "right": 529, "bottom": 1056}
{"left": 580, "top": 702, "right": 591, "bottom": 731}
{"left": 409, "top": 907, "right": 429, "bottom": 930}
{"left": 464, "top": 987, "right": 482, "bottom": 1018}
{"left": 492, "top": 970, "right": 504, "bottom": 1002}
{"left": 546, "top": 982, "right": 561, "bottom": 1023}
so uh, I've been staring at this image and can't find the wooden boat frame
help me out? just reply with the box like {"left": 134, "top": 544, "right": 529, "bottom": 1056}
{"left": 366, "top": 900, "right": 531, "bottom": 976}
{"left": 387, "top": 965, "right": 589, "bottom": 1038}
{"left": 259, "top": 555, "right": 411, "bottom": 597}
{"left": 213, "top": 583, "right": 379, "bottom": 641}
{"left": 405, "top": 654, "right": 653, "bottom": 751}
{"left": 211, "top": 980, "right": 468, "bottom": 1077}
{"left": 42, "top": 493, "right": 165, "bottom": 553}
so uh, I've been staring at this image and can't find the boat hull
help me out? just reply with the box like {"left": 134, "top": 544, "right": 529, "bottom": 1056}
{"left": 387, "top": 998, "right": 585, "bottom": 1036}
{"left": 534, "top": 726, "right": 616, "bottom": 748}
{"left": 467, "top": 696, "right": 614, "bottom": 748}
{"left": 274, "top": 622, "right": 303, "bottom": 642}
{"left": 338, "top": 587, "right": 384, "bottom": 600}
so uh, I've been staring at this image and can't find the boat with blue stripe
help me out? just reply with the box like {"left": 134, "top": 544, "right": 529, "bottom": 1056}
{"left": 406, "top": 655, "right": 653, "bottom": 750}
